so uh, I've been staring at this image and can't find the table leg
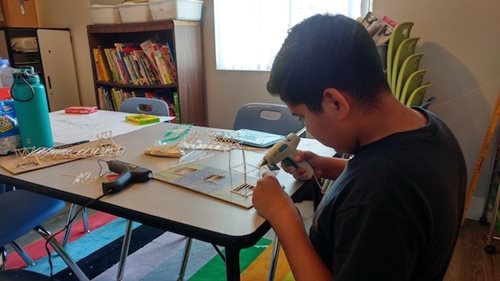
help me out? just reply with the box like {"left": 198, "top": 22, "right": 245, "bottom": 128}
{"left": 225, "top": 246, "right": 240, "bottom": 281}
{"left": 116, "top": 220, "right": 133, "bottom": 281}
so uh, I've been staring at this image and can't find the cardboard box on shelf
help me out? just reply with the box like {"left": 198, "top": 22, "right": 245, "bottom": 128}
{"left": 1, "top": 0, "right": 38, "bottom": 27}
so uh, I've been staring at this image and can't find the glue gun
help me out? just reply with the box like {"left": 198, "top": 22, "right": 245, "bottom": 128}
{"left": 259, "top": 133, "right": 314, "bottom": 179}
{"left": 102, "top": 160, "right": 153, "bottom": 194}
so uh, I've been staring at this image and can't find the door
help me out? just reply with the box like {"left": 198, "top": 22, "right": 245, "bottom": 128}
{"left": 37, "top": 29, "right": 80, "bottom": 111}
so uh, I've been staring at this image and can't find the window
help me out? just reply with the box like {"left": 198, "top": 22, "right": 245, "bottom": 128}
{"left": 214, "top": 0, "right": 372, "bottom": 71}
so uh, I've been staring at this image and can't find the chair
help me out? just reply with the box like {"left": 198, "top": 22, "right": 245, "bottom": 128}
{"left": 178, "top": 103, "right": 303, "bottom": 281}
{"left": 390, "top": 37, "right": 419, "bottom": 93}
{"left": 406, "top": 82, "right": 433, "bottom": 107}
{"left": 236, "top": 103, "right": 304, "bottom": 280}
{"left": 0, "top": 189, "right": 88, "bottom": 281}
{"left": 119, "top": 97, "right": 171, "bottom": 116}
{"left": 386, "top": 22, "right": 414, "bottom": 85}
{"left": 399, "top": 69, "right": 426, "bottom": 105}
{"left": 394, "top": 53, "right": 423, "bottom": 100}
{"left": 121, "top": 97, "right": 199, "bottom": 281}
{"left": 0, "top": 183, "right": 86, "bottom": 266}
{"left": 232, "top": 102, "right": 305, "bottom": 136}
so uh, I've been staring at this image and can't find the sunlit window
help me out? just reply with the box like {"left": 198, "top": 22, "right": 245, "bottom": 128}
{"left": 214, "top": 0, "right": 372, "bottom": 71}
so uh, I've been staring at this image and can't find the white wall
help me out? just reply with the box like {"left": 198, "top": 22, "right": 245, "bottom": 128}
{"left": 35, "top": 0, "right": 500, "bottom": 219}
{"left": 372, "top": 0, "right": 500, "bottom": 219}
{"left": 35, "top": 0, "right": 95, "bottom": 106}
{"left": 202, "top": 0, "right": 500, "bottom": 219}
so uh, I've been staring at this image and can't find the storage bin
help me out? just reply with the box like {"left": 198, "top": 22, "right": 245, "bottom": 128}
{"left": 88, "top": 5, "right": 122, "bottom": 24}
{"left": 149, "top": 0, "right": 203, "bottom": 21}
{"left": 119, "top": 3, "right": 153, "bottom": 23}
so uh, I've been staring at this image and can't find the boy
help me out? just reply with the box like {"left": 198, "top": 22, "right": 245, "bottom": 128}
{"left": 252, "top": 14, "right": 466, "bottom": 281}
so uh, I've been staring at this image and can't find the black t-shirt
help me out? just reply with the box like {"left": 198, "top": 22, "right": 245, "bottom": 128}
{"left": 309, "top": 109, "right": 466, "bottom": 281}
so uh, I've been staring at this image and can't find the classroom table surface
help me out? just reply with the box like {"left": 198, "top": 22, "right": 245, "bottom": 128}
{"left": 0, "top": 110, "right": 335, "bottom": 280}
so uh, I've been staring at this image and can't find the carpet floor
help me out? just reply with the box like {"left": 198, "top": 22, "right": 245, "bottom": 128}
{"left": 6, "top": 203, "right": 305, "bottom": 280}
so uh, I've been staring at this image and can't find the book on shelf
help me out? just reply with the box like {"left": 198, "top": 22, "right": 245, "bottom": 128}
{"left": 97, "top": 87, "right": 115, "bottom": 111}
{"left": 161, "top": 44, "right": 177, "bottom": 82}
{"left": 102, "top": 48, "right": 120, "bottom": 82}
{"left": 153, "top": 46, "right": 173, "bottom": 84}
{"left": 140, "top": 39, "right": 177, "bottom": 85}
{"left": 137, "top": 50, "right": 161, "bottom": 85}
{"left": 173, "top": 91, "right": 181, "bottom": 122}
{"left": 111, "top": 88, "right": 123, "bottom": 110}
{"left": 110, "top": 48, "right": 129, "bottom": 83}
{"left": 97, "top": 86, "right": 137, "bottom": 111}
{"left": 92, "top": 48, "right": 110, "bottom": 81}
{"left": 141, "top": 91, "right": 181, "bottom": 122}
{"left": 93, "top": 40, "right": 176, "bottom": 86}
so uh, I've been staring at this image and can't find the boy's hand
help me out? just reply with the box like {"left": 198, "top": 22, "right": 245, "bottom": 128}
{"left": 281, "top": 151, "right": 323, "bottom": 180}
{"left": 252, "top": 172, "right": 295, "bottom": 223}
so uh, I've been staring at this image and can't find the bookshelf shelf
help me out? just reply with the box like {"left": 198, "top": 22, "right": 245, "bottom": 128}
{"left": 87, "top": 20, "right": 206, "bottom": 125}
{"left": 96, "top": 81, "right": 178, "bottom": 89}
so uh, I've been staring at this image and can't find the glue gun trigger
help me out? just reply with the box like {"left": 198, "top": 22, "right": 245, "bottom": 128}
{"left": 102, "top": 170, "right": 132, "bottom": 194}
{"left": 282, "top": 157, "right": 298, "bottom": 169}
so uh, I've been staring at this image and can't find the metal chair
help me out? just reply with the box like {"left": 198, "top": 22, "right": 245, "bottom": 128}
{"left": 0, "top": 189, "right": 88, "bottom": 281}
{"left": 0, "top": 182, "right": 87, "bottom": 266}
{"left": 178, "top": 102, "right": 304, "bottom": 281}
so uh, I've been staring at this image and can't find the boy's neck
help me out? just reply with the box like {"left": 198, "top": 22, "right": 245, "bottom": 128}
{"left": 354, "top": 94, "right": 427, "bottom": 147}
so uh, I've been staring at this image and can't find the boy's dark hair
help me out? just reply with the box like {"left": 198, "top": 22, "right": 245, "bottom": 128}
{"left": 267, "top": 14, "right": 390, "bottom": 112}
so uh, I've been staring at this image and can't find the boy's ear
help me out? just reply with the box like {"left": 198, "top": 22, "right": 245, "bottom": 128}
{"left": 323, "top": 88, "right": 350, "bottom": 119}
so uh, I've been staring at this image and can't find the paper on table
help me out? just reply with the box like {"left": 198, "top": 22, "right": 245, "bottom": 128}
{"left": 50, "top": 110, "right": 173, "bottom": 144}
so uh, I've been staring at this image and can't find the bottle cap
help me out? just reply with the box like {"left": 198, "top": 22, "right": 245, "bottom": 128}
{"left": 0, "top": 59, "right": 9, "bottom": 66}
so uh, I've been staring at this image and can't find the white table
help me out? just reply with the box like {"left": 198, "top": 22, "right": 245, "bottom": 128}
{"left": 1, "top": 111, "right": 334, "bottom": 280}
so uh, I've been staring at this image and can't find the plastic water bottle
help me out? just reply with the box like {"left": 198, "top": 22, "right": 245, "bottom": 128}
{"left": 11, "top": 66, "right": 53, "bottom": 148}
{"left": 0, "top": 58, "right": 15, "bottom": 88}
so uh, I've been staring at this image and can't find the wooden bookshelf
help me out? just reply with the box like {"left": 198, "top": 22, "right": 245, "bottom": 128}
{"left": 87, "top": 20, "right": 206, "bottom": 126}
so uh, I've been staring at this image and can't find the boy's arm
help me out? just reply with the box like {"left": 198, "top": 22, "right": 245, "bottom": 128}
{"left": 253, "top": 174, "right": 333, "bottom": 281}
{"left": 271, "top": 203, "right": 333, "bottom": 281}
{"left": 315, "top": 156, "right": 348, "bottom": 179}
{"left": 286, "top": 153, "right": 348, "bottom": 180}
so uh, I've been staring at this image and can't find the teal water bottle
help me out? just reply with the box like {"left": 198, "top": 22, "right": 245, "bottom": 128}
{"left": 11, "top": 66, "right": 53, "bottom": 148}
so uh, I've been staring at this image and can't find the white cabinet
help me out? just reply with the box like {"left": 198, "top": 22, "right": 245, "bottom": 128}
{"left": 0, "top": 28, "right": 80, "bottom": 111}
{"left": 37, "top": 29, "right": 80, "bottom": 111}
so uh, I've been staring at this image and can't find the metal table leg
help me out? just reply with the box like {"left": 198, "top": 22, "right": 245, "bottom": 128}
{"left": 225, "top": 246, "right": 241, "bottom": 281}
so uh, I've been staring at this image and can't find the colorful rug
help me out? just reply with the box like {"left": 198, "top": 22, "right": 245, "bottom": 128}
{"left": 7, "top": 212, "right": 294, "bottom": 280}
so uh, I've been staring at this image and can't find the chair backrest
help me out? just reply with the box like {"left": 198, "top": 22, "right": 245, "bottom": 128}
{"left": 390, "top": 37, "right": 419, "bottom": 93}
{"left": 119, "top": 97, "right": 170, "bottom": 116}
{"left": 406, "top": 82, "right": 432, "bottom": 107}
{"left": 386, "top": 22, "right": 414, "bottom": 84}
{"left": 399, "top": 69, "right": 426, "bottom": 105}
{"left": 394, "top": 53, "right": 423, "bottom": 100}
{"left": 232, "top": 102, "right": 304, "bottom": 136}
